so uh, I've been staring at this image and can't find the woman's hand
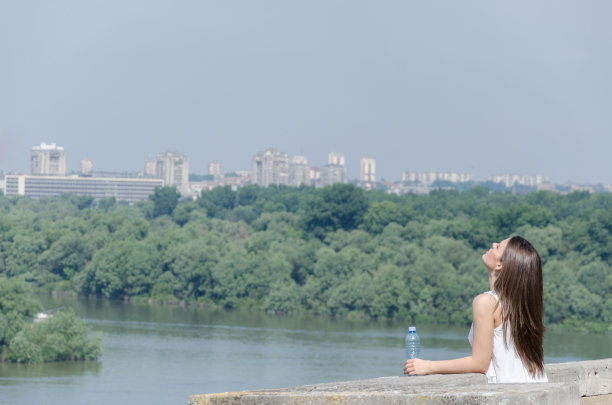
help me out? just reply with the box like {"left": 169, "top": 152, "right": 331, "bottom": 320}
{"left": 403, "top": 358, "right": 433, "bottom": 376}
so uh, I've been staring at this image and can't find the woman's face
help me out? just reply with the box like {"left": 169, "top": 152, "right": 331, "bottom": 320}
{"left": 482, "top": 238, "right": 510, "bottom": 271}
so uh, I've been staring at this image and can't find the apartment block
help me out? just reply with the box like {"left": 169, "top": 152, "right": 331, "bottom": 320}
{"left": 30, "top": 143, "right": 66, "bottom": 176}
{"left": 156, "top": 151, "right": 189, "bottom": 195}
{"left": 252, "top": 149, "right": 289, "bottom": 187}
{"left": 80, "top": 159, "right": 93, "bottom": 176}
{"left": 360, "top": 158, "right": 375, "bottom": 182}
{"left": 208, "top": 162, "right": 221, "bottom": 178}
{"left": 290, "top": 155, "right": 311, "bottom": 186}
{"left": 144, "top": 160, "right": 156, "bottom": 176}
{"left": 320, "top": 152, "right": 347, "bottom": 186}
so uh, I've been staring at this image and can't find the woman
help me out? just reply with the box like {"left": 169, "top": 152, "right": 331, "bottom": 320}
{"left": 403, "top": 236, "right": 548, "bottom": 383}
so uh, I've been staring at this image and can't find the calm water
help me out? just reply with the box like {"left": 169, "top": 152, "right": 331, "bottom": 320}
{"left": 0, "top": 298, "right": 611, "bottom": 405}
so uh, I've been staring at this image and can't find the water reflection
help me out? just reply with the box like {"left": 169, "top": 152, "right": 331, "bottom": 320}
{"left": 0, "top": 360, "right": 102, "bottom": 382}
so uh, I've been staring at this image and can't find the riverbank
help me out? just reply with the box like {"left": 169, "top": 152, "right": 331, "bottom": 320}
{"left": 41, "top": 289, "right": 612, "bottom": 334}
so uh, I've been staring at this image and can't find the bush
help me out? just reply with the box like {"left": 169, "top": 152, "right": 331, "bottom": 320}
{"left": 6, "top": 308, "right": 103, "bottom": 363}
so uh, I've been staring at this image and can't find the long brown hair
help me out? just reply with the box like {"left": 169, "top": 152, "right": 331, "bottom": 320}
{"left": 493, "top": 236, "right": 545, "bottom": 378}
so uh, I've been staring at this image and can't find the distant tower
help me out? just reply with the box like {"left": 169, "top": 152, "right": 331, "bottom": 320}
{"left": 144, "top": 160, "right": 156, "bottom": 176}
{"left": 155, "top": 151, "right": 189, "bottom": 195}
{"left": 310, "top": 166, "right": 321, "bottom": 183}
{"left": 328, "top": 151, "right": 345, "bottom": 166}
{"left": 290, "top": 155, "right": 311, "bottom": 186}
{"left": 360, "top": 158, "right": 375, "bottom": 182}
{"left": 80, "top": 159, "right": 93, "bottom": 176}
{"left": 321, "top": 151, "right": 347, "bottom": 186}
{"left": 252, "top": 149, "right": 289, "bottom": 187}
{"left": 208, "top": 162, "right": 221, "bottom": 178}
{"left": 30, "top": 142, "right": 66, "bottom": 176}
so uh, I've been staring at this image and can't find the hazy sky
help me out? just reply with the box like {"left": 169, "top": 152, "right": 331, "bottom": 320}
{"left": 2, "top": 1, "right": 611, "bottom": 183}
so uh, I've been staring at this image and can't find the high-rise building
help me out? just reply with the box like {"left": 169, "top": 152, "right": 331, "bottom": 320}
{"left": 252, "top": 149, "right": 289, "bottom": 187}
{"left": 80, "top": 159, "right": 93, "bottom": 176}
{"left": 144, "top": 160, "right": 156, "bottom": 176}
{"left": 155, "top": 151, "right": 189, "bottom": 195}
{"left": 321, "top": 165, "right": 347, "bottom": 186}
{"left": 328, "top": 151, "right": 345, "bottom": 166}
{"left": 360, "top": 158, "right": 375, "bottom": 182}
{"left": 320, "top": 151, "right": 347, "bottom": 186}
{"left": 310, "top": 166, "right": 321, "bottom": 183}
{"left": 208, "top": 162, "right": 221, "bottom": 178}
{"left": 30, "top": 143, "right": 66, "bottom": 176}
{"left": 290, "top": 155, "right": 311, "bottom": 186}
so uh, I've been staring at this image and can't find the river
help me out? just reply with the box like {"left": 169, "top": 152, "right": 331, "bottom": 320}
{"left": 0, "top": 297, "right": 610, "bottom": 405}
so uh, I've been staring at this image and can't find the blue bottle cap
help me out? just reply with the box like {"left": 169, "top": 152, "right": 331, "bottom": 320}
{"left": 408, "top": 326, "right": 416, "bottom": 332}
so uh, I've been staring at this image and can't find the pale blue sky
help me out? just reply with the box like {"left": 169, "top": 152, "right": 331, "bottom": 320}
{"left": 2, "top": 1, "right": 611, "bottom": 183}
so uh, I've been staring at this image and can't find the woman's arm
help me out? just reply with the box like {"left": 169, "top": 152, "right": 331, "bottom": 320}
{"left": 403, "top": 293, "right": 496, "bottom": 376}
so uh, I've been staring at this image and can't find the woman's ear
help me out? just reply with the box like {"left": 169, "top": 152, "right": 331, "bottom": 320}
{"left": 495, "top": 262, "right": 502, "bottom": 272}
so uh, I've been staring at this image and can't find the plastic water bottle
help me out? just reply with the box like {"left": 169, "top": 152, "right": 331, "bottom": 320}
{"left": 405, "top": 326, "right": 420, "bottom": 360}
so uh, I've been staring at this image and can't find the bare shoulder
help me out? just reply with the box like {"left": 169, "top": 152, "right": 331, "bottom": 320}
{"left": 472, "top": 293, "right": 498, "bottom": 311}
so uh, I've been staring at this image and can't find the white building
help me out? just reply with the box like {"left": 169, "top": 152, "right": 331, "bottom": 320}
{"left": 360, "top": 158, "right": 375, "bottom": 182}
{"left": 80, "top": 159, "right": 93, "bottom": 176}
{"left": 208, "top": 162, "right": 221, "bottom": 178}
{"left": 310, "top": 166, "right": 321, "bottom": 183}
{"left": 487, "top": 174, "right": 550, "bottom": 188}
{"left": 328, "top": 151, "right": 345, "bottom": 166}
{"left": 290, "top": 155, "right": 311, "bottom": 186}
{"left": 234, "top": 170, "right": 251, "bottom": 178}
{"left": 252, "top": 149, "right": 289, "bottom": 187}
{"left": 3, "top": 174, "right": 163, "bottom": 203}
{"left": 401, "top": 171, "right": 471, "bottom": 185}
{"left": 156, "top": 151, "right": 189, "bottom": 195}
{"left": 30, "top": 142, "right": 66, "bottom": 176}
{"left": 144, "top": 160, "right": 156, "bottom": 176}
{"left": 319, "top": 151, "right": 347, "bottom": 186}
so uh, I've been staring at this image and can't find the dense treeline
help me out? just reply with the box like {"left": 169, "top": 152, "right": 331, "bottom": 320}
{"left": 0, "top": 185, "right": 611, "bottom": 332}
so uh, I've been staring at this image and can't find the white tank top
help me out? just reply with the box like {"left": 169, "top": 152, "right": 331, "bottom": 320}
{"left": 468, "top": 291, "right": 548, "bottom": 383}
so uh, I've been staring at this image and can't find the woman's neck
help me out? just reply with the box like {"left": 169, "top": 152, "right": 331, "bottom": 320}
{"left": 488, "top": 269, "right": 498, "bottom": 291}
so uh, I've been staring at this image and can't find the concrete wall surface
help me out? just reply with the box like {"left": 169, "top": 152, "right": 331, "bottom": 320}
{"left": 189, "top": 358, "right": 612, "bottom": 405}
{"left": 546, "top": 358, "right": 612, "bottom": 397}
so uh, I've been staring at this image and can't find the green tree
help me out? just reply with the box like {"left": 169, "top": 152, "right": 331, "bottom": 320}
{"left": 264, "top": 278, "right": 302, "bottom": 315}
{"left": 199, "top": 186, "right": 237, "bottom": 218}
{"left": 38, "top": 231, "right": 94, "bottom": 280}
{"left": 77, "top": 240, "right": 161, "bottom": 299}
{"left": 149, "top": 186, "right": 181, "bottom": 218}
{"left": 302, "top": 184, "right": 369, "bottom": 239}
{"left": 6, "top": 308, "right": 102, "bottom": 363}
{"left": 172, "top": 201, "right": 196, "bottom": 226}
{"left": 0, "top": 279, "right": 42, "bottom": 349}
{"left": 361, "top": 200, "right": 412, "bottom": 234}
{"left": 578, "top": 261, "right": 611, "bottom": 297}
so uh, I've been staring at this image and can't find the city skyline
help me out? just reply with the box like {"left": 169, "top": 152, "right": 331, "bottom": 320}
{"left": 4, "top": 141, "right": 564, "bottom": 186}
{"left": 2, "top": 2, "right": 611, "bottom": 184}
{"left": 2, "top": 142, "right": 604, "bottom": 200}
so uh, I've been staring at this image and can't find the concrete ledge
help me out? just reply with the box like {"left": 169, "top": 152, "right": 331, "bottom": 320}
{"left": 582, "top": 394, "right": 612, "bottom": 405}
{"left": 190, "top": 384, "right": 574, "bottom": 405}
{"left": 189, "top": 359, "right": 612, "bottom": 405}
{"left": 546, "top": 358, "right": 612, "bottom": 397}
